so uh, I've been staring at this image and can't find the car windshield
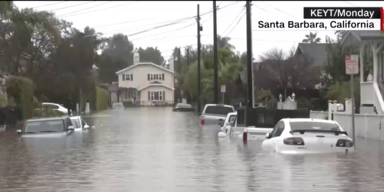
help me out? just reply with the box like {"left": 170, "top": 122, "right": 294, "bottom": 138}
{"left": 24, "top": 120, "right": 64, "bottom": 133}
{"left": 71, "top": 118, "right": 81, "bottom": 128}
{"left": 112, "top": 103, "right": 124, "bottom": 109}
{"left": 290, "top": 121, "right": 341, "bottom": 131}
{"left": 204, "top": 106, "right": 234, "bottom": 115}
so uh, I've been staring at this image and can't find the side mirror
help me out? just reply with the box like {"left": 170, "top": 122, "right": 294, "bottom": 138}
{"left": 17, "top": 129, "right": 22, "bottom": 134}
{"left": 68, "top": 125, "right": 74, "bottom": 130}
{"left": 266, "top": 132, "right": 271, "bottom": 139}
{"left": 84, "top": 124, "right": 90, "bottom": 129}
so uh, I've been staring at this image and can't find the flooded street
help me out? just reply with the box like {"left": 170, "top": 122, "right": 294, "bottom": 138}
{"left": 1, "top": 107, "right": 384, "bottom": 191}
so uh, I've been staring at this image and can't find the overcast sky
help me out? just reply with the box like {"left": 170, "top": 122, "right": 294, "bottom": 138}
{"left": 14, "top": 1, "right": 382, "bottom": 62}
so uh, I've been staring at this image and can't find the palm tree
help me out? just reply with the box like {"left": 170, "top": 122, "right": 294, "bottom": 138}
{"left": 302, "top": 32, "right": 321, "bottom": 43}
{"left": 217, "top": 35, "right": 235, "bottom": 50}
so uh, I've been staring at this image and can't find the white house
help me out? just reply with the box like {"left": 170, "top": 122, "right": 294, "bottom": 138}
{"left": 115, "top": 53, "right": 175, "bottom": 106}
{"left": 340, "top": 30, "right": 384, "bottom": 114}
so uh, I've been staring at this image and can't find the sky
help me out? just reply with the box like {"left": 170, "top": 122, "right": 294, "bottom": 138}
{"left": 14, "top": 1, "right": 383, "bottom": 62}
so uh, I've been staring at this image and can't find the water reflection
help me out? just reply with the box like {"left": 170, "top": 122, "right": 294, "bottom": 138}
{"left": 1, "top": 108, "right": 384, "bottom": 191}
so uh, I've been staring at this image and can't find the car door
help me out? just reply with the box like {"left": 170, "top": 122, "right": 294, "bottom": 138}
{"left": 269, "top": 121, "right": 285, "bottom": 152}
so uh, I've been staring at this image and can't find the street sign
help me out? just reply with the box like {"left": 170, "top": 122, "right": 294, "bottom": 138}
{"left": 345, "top": 54, "right": 359, "bottom": 75}
{"left": 221, "top": 85, "right": 226, "bottom": 93}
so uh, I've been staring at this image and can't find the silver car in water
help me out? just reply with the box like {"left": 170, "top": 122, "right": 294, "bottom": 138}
{"left": 18, "top": 116, "right": 74, "bottom": 138}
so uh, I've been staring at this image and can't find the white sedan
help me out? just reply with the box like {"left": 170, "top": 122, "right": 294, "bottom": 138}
{"left": 262, "top": 118, "right": 354, "bottom": 154}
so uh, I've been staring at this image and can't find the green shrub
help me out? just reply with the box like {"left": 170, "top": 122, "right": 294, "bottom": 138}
{"left": 96, "top": 86, "right": 108, "bottom": 111}
{"left": 6, "top": 76, "right": 34, "bottom": 119}
{"left": 0, "top": 93, "right": 7, "bottom": 107}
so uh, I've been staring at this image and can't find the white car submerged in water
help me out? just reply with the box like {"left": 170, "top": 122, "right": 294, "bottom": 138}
{"left": 262, "top": 118, "right": 354, "bottom": 154}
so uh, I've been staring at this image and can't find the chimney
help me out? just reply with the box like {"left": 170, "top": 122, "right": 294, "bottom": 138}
{"left": 169, "top": 56, "right": 174, "bottom": 71}
{"left": 133, "top": 52, "right": 139, "bottom": 64}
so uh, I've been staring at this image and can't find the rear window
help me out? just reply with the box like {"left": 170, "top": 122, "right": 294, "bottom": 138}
{"left": 289, "top": 122, "right": 341, "bottom": 131}
{"left": 25, "top": 120, "right": 65, "bottom": 133}
{"left": 204, "top": 106, "right": 234, "bottom": 115}
{"left": 71, "top": 119, "right": 81, "bottom": 128}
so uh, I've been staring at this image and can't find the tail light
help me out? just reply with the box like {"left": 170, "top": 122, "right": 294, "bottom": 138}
{"left": 336, "top": 139, "right": 353, "bottom": 147}
{"left": 283, "top": 137, "right": 305, "bottom": 145}
{"left": 200, "top": 119, "right": 204, "bottom": 125}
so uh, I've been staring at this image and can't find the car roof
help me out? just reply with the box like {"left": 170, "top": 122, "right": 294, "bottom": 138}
{"left": 42, "top": 102, "right": 60, "bottom": 105}
{"left": 205, "top": 104, "right": 233, "bottom": 108}
{"left": 284, "top": 118, "right": 337, "bottom": 124}
{"left": 27, "top": 116, "right": 68, "bottom": 122}
{"left": 227, "top": 112, "right": 237, "bottom": 116}
{"left": 70, "top": 116, "right": 81, "bottom": 119}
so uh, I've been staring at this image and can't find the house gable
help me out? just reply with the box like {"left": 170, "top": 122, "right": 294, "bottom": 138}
{"left": 295, "top": 43, "right": 327, "bottom": 67}
{"left": 116, "top": 62, "right": 174, "bottom": 75}
{"left": 138, "top": 84, "right": 175, "bottom": 91}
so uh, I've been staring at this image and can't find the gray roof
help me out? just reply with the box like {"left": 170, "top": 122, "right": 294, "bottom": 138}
{"left": 295, "top": 43, "right": 327, "bottom": 66}
{"left": 108, "top": 82, "right": 118, "bottom": 92}
{"left": 341, "top": 30, "right": 384, "bottom": 46}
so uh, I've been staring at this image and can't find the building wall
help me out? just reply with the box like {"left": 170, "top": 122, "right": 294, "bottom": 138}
{"left": 110, "top": 91, "right": 118, "bottom": 103}
{"left": 140, "top": 86, "right": 174, "bottom": 105}
{"left": 118, "top": 64, "right": 174, "bottom": 90}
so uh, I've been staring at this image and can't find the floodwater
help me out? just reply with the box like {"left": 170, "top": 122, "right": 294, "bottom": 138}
{"left": 1, "top": 107, "right": 384, "bottom": 191}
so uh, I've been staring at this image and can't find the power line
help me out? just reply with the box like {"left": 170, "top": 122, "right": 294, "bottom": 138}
{"left": 101, "top": 3, "right": 243, "bottom": 37}
{"left": 46, "top": 1, "right": 95, "bottom": 12}
{"left": 261, "top": 1, "right": 299, "bottom": 19}
{"left": 201, "top": 35, "right": 301, "bottom": 43}
{"left": 225, "top": 11, "right": 246, "bottom": 36}
{"left": 130, "top": 21, "right": 195, "bottom": 41}
{"left": 32, "top": 1, "right": 67, "bottom": 9}
{"left": 221, "top": 5, "right": 245, "bottom": 36}
{"left": 58, "top": 1, "right": 139, "bottom": 18}
{"left": 95, "top": 1, "right": 241, "bottom": 31}
{"left": 94, "top": 17, "right": 154, "bottom": 28}
{"left": 343, "top": 1, "right": 359, "bottom": 7}
{"left": 57, "top": 1, "right": 113, "bottom": 17}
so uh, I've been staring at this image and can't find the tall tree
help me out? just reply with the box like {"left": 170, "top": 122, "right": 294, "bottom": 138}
{"left": 136, "top": 47, "right": 164, "bottom": 65}
{"left": 97, "top": 34, "right": 134, "bottom": 83}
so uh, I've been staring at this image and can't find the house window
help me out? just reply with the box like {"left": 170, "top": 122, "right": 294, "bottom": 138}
{"left": 126, "top": 74, "right": 130, "bottom": 80}
{"left": 150, "top": 74, "right": 153, "bottom": 80}
{"left": 155, "top": 74, "right": 158, "bottom": 80}
{"left": 148, "top": 91, "right": 166, "bottom": 101}
{"left": 131, "top": 74, "right": 133, "bottom": 81}
{"left": 162, "top": 73, "right": 164, "bottom": 80}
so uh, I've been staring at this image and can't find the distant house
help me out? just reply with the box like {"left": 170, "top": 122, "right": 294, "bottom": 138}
{"left": 294, "top": 43, "right": 327, "bottom": 67}
{"left": 115, "top": 53, "right": 175, "bottom": 106}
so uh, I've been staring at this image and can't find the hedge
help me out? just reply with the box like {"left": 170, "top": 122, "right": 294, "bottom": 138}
{"left": 80, "top": 86, "right": 108, "bottom": 112}
{"left": 96, "top": 86, "right": 108, "bottom": 111}
{"left": 6, "top": 76, "right": 34, "bottom": 119}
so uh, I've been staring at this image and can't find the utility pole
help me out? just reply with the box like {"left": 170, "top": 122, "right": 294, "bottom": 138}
{"left": 178, "top": 47, "right": 181, "bottom": 102}
{"left": 245, "top": 1, "right": 253, "bottom": 126}
{"left": 213, "top": 1, "right": 219, "bottom": 104}
{"left": 197, "top": 4, "right": 202, "bottom": 113}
